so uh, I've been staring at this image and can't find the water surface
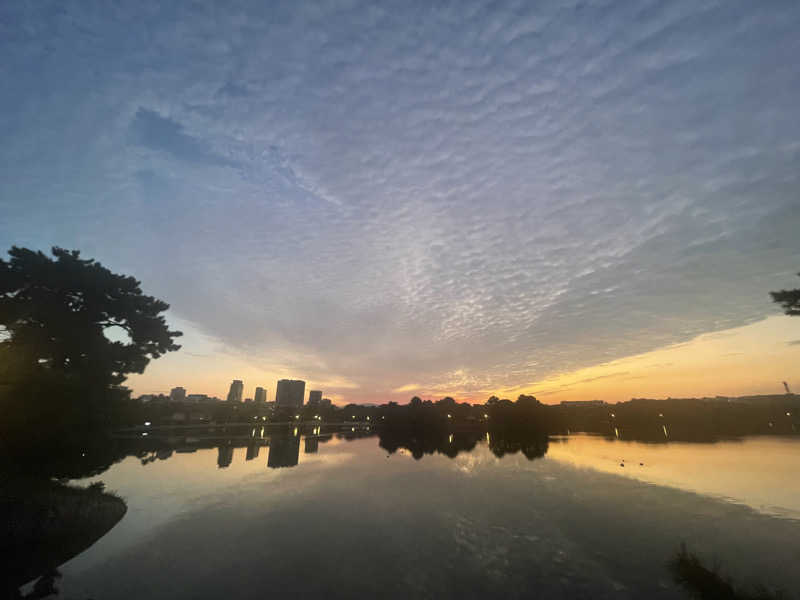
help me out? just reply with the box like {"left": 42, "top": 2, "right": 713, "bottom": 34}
{"left": 49, "top": 433, "right": 800, "bottom": 599}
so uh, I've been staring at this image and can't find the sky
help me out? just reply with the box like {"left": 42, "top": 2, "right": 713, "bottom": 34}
{"left": 1, "top": 0, "right": 799, "bottom": 404}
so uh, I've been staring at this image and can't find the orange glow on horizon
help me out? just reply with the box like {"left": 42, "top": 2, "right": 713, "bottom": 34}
{"left": 128, "top": 315, "right": 800, "bottom": 406}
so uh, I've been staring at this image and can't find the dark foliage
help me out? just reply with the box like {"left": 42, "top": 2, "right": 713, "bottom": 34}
{"left": 1, "top": 478, "right": 126, "bottom": 597}
{"left": 770, "top": 272, "right": 800, "bottom": 316}
{"left": 0, "top": 246, "right": 181, "bottom": 384}
{"left": 0, "top": 246, "right": 181, "bottom": 434}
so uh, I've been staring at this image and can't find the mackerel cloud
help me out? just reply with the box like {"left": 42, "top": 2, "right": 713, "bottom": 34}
{"left": 1, "top": 0, "right": 799, "bottom": 400}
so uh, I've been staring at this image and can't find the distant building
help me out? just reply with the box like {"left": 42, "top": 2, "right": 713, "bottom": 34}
{"left": 187, "top": 393, "right": 220, "bottom": 404}
{"left": 170, "top": 387, "right": 187, "bottom": 403}
{"left": 308, "top": 390, "right": 323, "bottom": 406}
{"left": 276, "top": 379, "right": 306, "bottom": 408}
{"left": 227, "top": 380, "right": 244, "bottom": 403}
{"left": 254, "top": 387, "right": 267, "bottom": 403}
{"left": 320, "top": 398, "right": 332, "bottom": 409}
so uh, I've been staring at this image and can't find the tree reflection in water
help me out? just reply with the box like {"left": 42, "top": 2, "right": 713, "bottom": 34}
{"left": 1, "top": 427, "right": 550, "bottom": 597}
{"left": 378, "top": 429, "right": 549, "bottom": 462}
{"left": 5, "top": 428, "right": 800, "bottom": 599}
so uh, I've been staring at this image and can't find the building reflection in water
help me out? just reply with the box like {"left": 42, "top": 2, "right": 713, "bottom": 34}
{"left": 121, "top": 428, "right": 551, "bottom": 473}
{"left": 245, "top": 443, "right": 260, "bottom": 461}
{"left": 304, "top": 436, "right": 319, "bottom": 454}
{"left": 217, "top": 445, "right": 234, "bottom": 469}
{"left": 267, "top": 435, "right": 301, "bottom": 469}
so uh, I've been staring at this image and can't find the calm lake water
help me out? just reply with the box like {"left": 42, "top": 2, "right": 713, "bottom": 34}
{"left": 49, "top": 433, "right": 800, "bottom": 599}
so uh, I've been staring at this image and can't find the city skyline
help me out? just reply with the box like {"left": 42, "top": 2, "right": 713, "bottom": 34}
{"left": 128, "top": 311, "right": 799, "bottom": 404}
{"left": 148, "top": 378, "right": 319, "bottom": 405}
{"left": 131, "top": 314, "right": 798, "bottom": 407}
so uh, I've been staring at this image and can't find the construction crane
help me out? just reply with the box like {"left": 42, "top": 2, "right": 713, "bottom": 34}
{"left": 784, "top": 381, "right": 792, "bottom": 395}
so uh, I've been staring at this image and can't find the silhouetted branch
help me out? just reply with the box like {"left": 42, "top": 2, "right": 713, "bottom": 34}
{"left": 770, "top": 272, "right": 800, "bottom": 316}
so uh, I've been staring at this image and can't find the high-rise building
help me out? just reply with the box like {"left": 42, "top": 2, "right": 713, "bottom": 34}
{"left": 170, "top": 387, "right": 186, "bottom": 402}
{"left": 308, "top": 390, "right": 323, "bottom": 406}
{"left": 275, "top": 379, "right": 306, "bottom": 408}
{"left": 226, "top": 380, "right": 244, "bottom": 403}
{"left": 254, "top": 387, "right": 267, "bottom": 403}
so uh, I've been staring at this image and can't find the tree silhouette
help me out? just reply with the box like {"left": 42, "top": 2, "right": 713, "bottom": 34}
{"left": 516, "top": 394, "right": 539, "bottom": 407}
{"left": 0, "top": 247, "right": 181, "bottom": 419}
{"left": 770, "top": 272, "right": 800, "bottom": 316}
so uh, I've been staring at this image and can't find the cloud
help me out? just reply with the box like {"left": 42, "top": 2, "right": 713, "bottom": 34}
{"left": 392, "top": 384, "right": 422, "bottom": 394}
{"left": 130, "top": 108, "right": 238, "bottom": 168}
{"left": 1, "top": 0, "right": 799, "bottom": 402}
{"left": 573, "top": 372, "right": 630, "bottom": 386}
